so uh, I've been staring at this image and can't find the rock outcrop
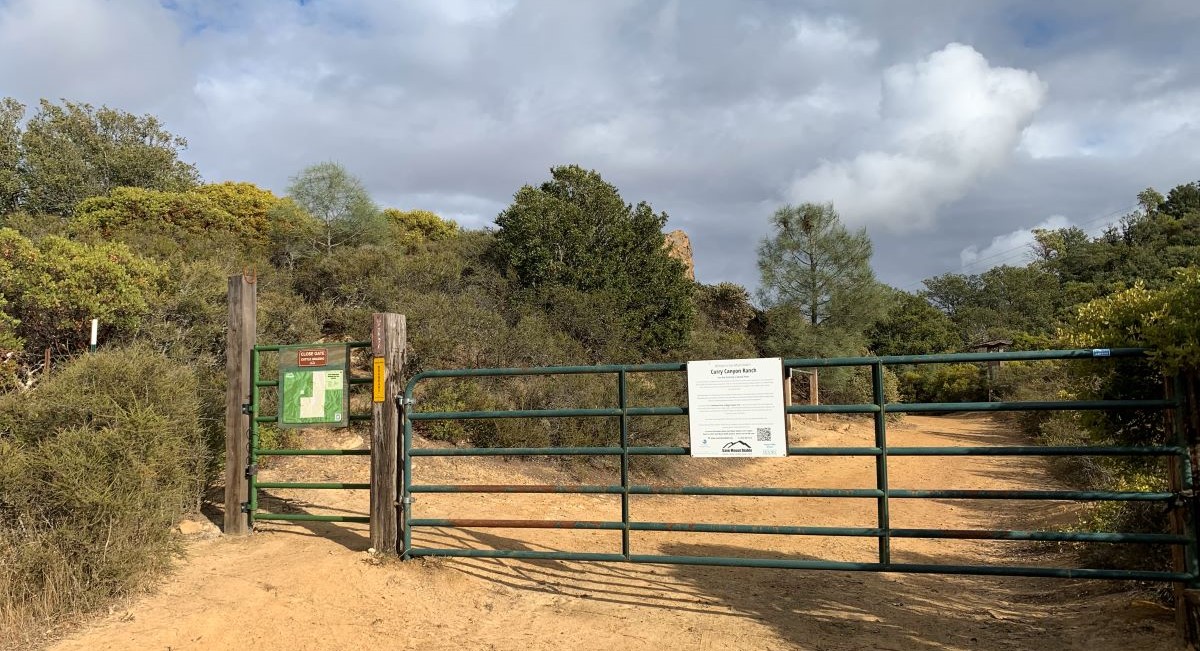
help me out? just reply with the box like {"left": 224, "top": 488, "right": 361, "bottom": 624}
{"left": 663, "top": 229, "right": 695, "bottom": 281}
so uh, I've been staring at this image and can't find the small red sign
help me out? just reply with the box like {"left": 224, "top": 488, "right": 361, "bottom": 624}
{"left": 297, "top": 348, "right": 328, "bottom": 367}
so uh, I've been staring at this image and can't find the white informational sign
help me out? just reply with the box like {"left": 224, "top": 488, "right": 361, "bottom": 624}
{"left": 687, "top": 357, "right": 788, "bottom": 458}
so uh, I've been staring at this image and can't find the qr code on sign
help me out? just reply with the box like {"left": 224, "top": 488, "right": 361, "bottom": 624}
{"left": 756, "top": 427, "right": 771, "bottom": 441}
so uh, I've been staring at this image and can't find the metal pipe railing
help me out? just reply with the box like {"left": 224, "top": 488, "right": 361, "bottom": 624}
{"left": 398, "top": 347, "right": 1196, "bottom": 582}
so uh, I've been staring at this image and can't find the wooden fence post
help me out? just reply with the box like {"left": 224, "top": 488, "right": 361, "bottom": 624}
{"left": 811, "top": 369, "right": 820, "bottom": 423}
{"left": 371, "top": 313, "right": 406, "bottom": 554}
{"left": 1166, "top": 378, "right": 1194, "bottom": 643}
{"left": 1177, "top": 372, "right": 1200, "bottom": 647}
{"left": 783, "top": 368, "right": 792, "bottom": 435}
{"left": 223, "top": 274, "right": 256, "bottom": 535}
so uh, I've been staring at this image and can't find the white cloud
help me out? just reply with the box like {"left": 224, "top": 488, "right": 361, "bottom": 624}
{"left": 1021, "top": 89, "right": 1200, "bottom": 159}
{"left": 789, "top": 14, "right": 879, "bottom": 57}
{"left": 959, "top": 215, "right": 1071, "bottom": 271}
{"left": 788, "top": 43, "right": 1046, "bottom": 231}
{"left": 0, "top": 0, "right": 189, "bottom": 108}
{"left": 416, "top": 0, "right": 516, "bottom": 24}
{"left": 1, "top": 2, "right": 1197, "bottom": 292}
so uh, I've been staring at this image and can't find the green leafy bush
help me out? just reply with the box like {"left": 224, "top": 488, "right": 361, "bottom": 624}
{"left": 0, "top": 346, "right": 207, "bottom": 648}
{"left": 494, "top": 164, "right": 695, "bottom": 355}
{"left": 896, "top": 363, "right": 986, "bottom": 404}
{"left": 72, "top": 184, "right": 274, "bottom": 243}
{"left": 384, "top": 208, "right": 458, "bottom": 251}
{"left": 1066, "top": 266, "right": 1200, "bottom": 374}
{"left": 1027, "top": 268, "right": 1200, "bottom": 574}
{"left": 0, "top": 228, "right": 164, "bottom": 354}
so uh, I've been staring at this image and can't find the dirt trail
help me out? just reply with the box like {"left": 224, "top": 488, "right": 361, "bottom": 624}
{"left": 50, "top": 415, "right": 1177, "bottom": 651}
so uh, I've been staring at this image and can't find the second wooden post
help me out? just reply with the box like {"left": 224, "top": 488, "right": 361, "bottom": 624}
{"left": 370, "top": 313, "right": 406, "bottom": 554}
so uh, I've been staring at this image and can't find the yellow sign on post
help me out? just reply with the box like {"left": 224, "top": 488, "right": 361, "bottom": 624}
{"left": 372, "top": 357, "right": 386, "bottom": 403}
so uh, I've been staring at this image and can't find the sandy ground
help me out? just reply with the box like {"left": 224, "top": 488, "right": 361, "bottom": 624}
{"left": 49, "top": 414, "right": 1181, "bottom": 651}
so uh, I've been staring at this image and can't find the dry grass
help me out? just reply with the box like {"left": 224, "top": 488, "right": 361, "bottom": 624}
{"left": 0, "top": 346, "right": 207, "bottom": 649}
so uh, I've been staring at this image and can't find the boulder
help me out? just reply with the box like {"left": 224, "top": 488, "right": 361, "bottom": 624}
{"left": 177, "top": 517, "right": 221, "bottom": 539}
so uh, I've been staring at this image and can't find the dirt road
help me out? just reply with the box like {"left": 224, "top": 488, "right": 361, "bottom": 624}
{"left": 50, "top": 415, "right": 1178, "bottom": 650}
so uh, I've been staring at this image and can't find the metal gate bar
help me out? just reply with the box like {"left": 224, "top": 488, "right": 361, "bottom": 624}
{"left": 400, "top": 347, "right": 1198, "bottom": 583}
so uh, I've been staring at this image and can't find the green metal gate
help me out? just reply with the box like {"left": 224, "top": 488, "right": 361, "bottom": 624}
{"left": 400, "top": 348, "right": 1197, "bottom": 582}
{"left": 245, "top": 341, "right": 375, "bottom": 526}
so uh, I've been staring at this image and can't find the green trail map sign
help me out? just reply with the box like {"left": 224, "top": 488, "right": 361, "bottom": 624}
{"left": 278, "top": 345, "right": 349, "bottom": 428}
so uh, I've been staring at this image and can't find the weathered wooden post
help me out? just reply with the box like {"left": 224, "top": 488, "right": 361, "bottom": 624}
{"left": 370, "top": 313, "right": 406, "bottom": 554}
{"left": 810, "top": 369, "right": 820, "bottom": 423}
{"left": 223, "top": 273, "right": 256, "bottom": 535}
{"left": 1166, "top": 377, "right": 1191, "bottom": 641}
{"left": 1174, "top": 372, "right": 1200, "bottom": 646}
{"left": 788, "top": 369, "right": 820, "bottom": 424}
{"left": 782, "top": 368, "right": 792, "bottom": 435}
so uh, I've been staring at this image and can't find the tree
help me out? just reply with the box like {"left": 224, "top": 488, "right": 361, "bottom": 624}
{"left": 976, "top": 264, "right": 1061, "bottom": 339}
{"left": 1161, "top": 181, "right": 1200, "bottom": 219}
{"left": 286, "top": 162, "right": 386, "bottom": 253}
{"left": 0, "top": 98, "right": 21, "bottom": 213}
{"left": 921, "top": 272, "right": 982, "bottom": 322}
{"left": 867, "top": 289, "right": 959, "bottom": 356}
{"left": 1027, "top": 182, "right": 1200, "bottom": 305}
{"left": 687, "top": 283, "right": 758, "bottom": 361}
{"left": 921, "top": 266, "right": 1063, "bottom": 345}
{"left": 696, "top": 282, "right": 755, "bottom": 332}
{"left": 493, "top": 164, "right": 694, "bottom": 356}
{"left": 266, "top": 198, "right": 324, "bottom": 271}
{"left": 756, "top": 203, "right": 887, "bottom": 363}
{"left": 1137, "top": 187, "right": 1165, "bottom": 215}
{"left": 757, "top": 203, "right": 885, "bottom": 328}
{"left": 15, "top": 99, "right": 199, "bottom": 215}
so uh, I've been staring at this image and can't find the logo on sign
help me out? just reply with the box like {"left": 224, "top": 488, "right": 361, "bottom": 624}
{"left": 721, "top": 440, "right": 752, "bottom": 453}
{"left": 298, "top": 348, "right": 328, "bottom": 367}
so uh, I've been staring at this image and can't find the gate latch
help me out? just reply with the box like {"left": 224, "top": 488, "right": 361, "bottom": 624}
{"left": 1165, "top": 491, "right": 1193, "bottom": 513}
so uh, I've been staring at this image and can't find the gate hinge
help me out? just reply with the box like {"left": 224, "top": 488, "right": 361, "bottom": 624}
{"left": 398, "top": 495, "right": 414, "bottom": 505}
{"left": 245, "top": 464, "right": 258, "bottom": 479}
{"left": 397, "top": 396, "right": 414, "bottom": 408}
{"left": 240, "top": 501, "right": 251, "bottom": 513}
{"left": 241, "top": 403, "right": 252, "bottom": 415}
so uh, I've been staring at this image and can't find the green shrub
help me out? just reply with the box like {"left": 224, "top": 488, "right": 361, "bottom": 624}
{"left": 0, "top": 228, "right": 164, "bottom": 354}
{"left": 71, "top": 184, "right": 275, "bottom": 243}
{"left": 812, "top": 365, "right": 900, "bottom": 405}
{"left": 410, "top": 378, "right": 495, "bottom": 444}
{"left": 897, "top": 363, "right": 986, "bottom": 403}
{"left": 258, "top": 283, "right": 323, "bottom": 345}
{"left": 1076, "top": 467, "right": 1172, "bottom": 572}
{"left": 1066, "top": 266, "right": 1200, "bottom": 375}
{"left": 0, "top": 346, "right": 206, "bottom": 648}
{"left": 384, "top": 208, "right": 458, "bottom": 251}
{"left": 1033, "top": 412, "right": 1113, "bottom": 488}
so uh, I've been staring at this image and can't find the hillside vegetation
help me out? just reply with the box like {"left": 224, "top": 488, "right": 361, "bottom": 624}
{"left": 1, "top": 98, "right": 1198, "bottom": 646}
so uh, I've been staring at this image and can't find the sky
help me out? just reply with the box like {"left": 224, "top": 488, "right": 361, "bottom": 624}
{"left": 1, "top": 0, "right": 1198, "bottom": 292}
